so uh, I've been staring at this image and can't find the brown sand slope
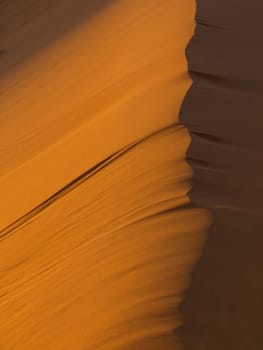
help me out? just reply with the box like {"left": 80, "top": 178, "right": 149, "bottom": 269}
{"left": 179, "top": 1, "right": 263, "bottom": 349}
{"left": 1, "top": 1, "right": 210, "bottom": 349}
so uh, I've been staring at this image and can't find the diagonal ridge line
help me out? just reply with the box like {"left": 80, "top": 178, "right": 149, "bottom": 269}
{"left": 0, "top": 123, "right": 183, "bottom": 240}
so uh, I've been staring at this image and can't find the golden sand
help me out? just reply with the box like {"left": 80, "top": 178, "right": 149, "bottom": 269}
{"left": 0, "top": 1, "right": 210, "bottom": 348}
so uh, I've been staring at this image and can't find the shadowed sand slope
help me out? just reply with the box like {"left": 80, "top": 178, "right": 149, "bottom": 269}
{"left": 179, "top": 1, "right": 263, "bottom": 349}
{"left": 0, "top": 0, "right": 115, "bottom": 77}
{"left": 1, "top": 0, "right": 210, "bottom": 349}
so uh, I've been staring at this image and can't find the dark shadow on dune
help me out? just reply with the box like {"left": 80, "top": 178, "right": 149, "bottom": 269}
{"left": 178, "top": 0, "right": 263, "bottom": 348}
{"left": 0, "top": 0, "right": 115, "bottom": 78}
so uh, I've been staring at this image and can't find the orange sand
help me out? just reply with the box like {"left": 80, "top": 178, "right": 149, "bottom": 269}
{"left": 0, "top": 1, "right": 210, "bottom": 348}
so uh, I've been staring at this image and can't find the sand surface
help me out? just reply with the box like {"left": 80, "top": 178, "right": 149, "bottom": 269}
{"left": 179, "top": 1, "right": 263, "bottom": 348}
{"left": 1, "top": 1, "right": 210, "bottom": 349}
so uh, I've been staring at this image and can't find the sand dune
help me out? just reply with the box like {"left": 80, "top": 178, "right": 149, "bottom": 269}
{"left": 179, "top": 1, "right": 263, "bottom": 348}
{"left": 1, "top": 1, "right": 210, "bottom": 349}
{"left": 1, "top": 127, "right": 209, "bottom": 349}
{"left": 1, "top": 0, "right": 196, "bottom": 229}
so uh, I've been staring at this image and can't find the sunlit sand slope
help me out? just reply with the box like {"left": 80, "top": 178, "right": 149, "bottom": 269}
{"left": 0, "top": 1, "right": 210, "bottom": 348}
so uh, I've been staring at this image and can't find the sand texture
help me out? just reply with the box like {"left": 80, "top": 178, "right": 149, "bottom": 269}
{"left": 1, "top": 1, "right": 210, "bottom": 349}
